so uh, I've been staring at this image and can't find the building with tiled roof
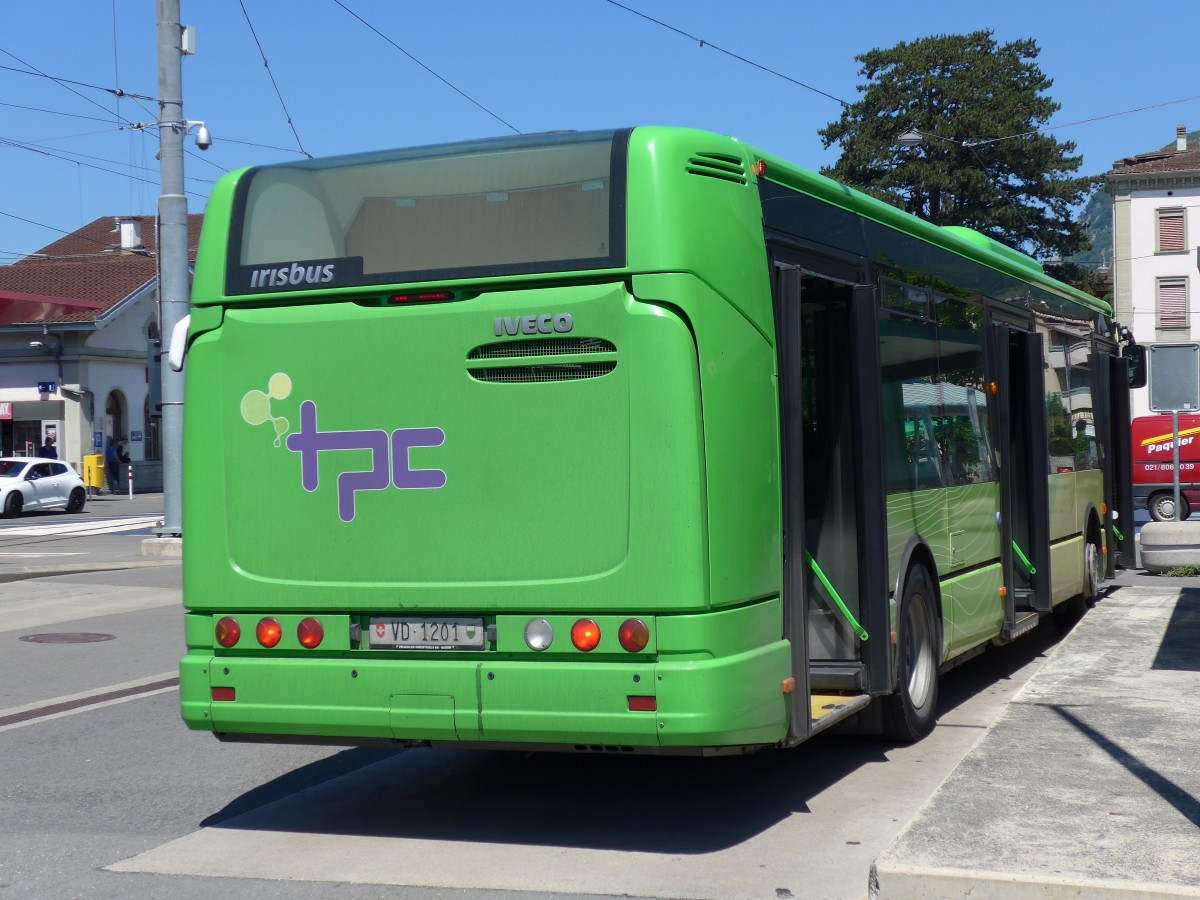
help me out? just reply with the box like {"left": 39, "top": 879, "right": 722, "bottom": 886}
{"left": 0, "top": 214, "right": 202, "bottom": 485}
{"left": 1106, "top": 125, "right": 1200, "bottom": 418}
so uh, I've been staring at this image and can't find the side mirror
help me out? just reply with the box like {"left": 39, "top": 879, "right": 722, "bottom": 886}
{"left": 1125, "top": 344, "right": 1147, "bottom": 389}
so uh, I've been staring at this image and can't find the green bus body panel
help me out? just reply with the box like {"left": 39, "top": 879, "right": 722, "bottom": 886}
{"left": 183, "top": 282, "right": 710, "bottom": 611}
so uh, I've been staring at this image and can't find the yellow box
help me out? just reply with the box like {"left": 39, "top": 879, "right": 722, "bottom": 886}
{"left": 82, "top": 454, "right": 105, "bottom": 488}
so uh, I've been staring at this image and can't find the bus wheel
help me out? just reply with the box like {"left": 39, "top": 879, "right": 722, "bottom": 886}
{"left": 881, "top": 565, "right": 940, "bottom": 742}
{"left": 1055, "top": 527, "right": 1102, "bottom": 628}
{"left": 1149, "top": 492, "right": 1190, "bottom": 522}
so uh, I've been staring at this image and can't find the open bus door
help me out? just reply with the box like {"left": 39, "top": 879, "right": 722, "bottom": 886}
{"left": 1106, "top": 350, "right": 1134, "bottom": 570}
{"left": 772, "top": 254, "right": 885, "bottom": 744}
{"left": 988, "top": 313, "right": 1052, "bottom": 640}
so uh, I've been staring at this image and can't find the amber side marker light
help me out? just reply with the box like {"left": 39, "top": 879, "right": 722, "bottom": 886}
{"left": 297, "top": 618, "right": 324, "bottom": 649}
{"left": 215, "top": 616, "right": 241, "bottom": 648}
{"left": 618, "top": 618, "right": 649, "bottom": 653}
{"left": 256, "top": 617, "right": 282, "bottom": 648}
{"left": 571, "top": 618, "right": 601, "bottom": 652}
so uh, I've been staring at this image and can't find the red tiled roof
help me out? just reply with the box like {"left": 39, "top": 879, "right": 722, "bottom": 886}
{"left": 1108, "top": 139, "right": 1200, "bottom": 176}
{"left": 0, "top": 215, "right": 203, "bottom": 325}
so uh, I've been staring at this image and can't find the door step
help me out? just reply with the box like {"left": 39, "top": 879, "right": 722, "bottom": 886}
{"left": 809, "top": 693, "right": 871, "bottom": 737}
{"left": 1001, "top": 609, "right": 1040, "bottom": 642}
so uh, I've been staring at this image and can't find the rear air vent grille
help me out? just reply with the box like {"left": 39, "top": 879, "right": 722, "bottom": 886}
{"left": 468, "top": 363, "right": 617, "bottom": 383}
{"left": 468, "top": 338, "right": 616, "bottom": 359}
{"left": 686, "top": 152, "right": 747, "bottom": 184}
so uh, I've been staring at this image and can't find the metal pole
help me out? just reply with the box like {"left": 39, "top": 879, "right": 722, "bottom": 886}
{"left": 1173, "top": 409, "right": 1182, "bottom": 522}
{"left": 156, "top": 0, "right": 187, "bottom": 537}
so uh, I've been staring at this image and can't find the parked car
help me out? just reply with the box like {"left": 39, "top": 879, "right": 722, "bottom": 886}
{"left": 0, "top": 457, "right": 87, "bottom": 517}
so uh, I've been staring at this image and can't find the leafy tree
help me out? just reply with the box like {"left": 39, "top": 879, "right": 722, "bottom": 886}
{"left": 819, "top": 31, "right": 1098, "bottom": 260}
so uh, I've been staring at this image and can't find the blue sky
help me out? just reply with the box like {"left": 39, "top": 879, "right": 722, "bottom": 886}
{"left": 2, "top": 1, "right": 1196, "bottom": 261}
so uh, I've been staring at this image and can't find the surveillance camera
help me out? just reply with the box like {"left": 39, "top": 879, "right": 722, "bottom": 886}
{"left": 194, "top": 124, "right": 212, "bottom": 151}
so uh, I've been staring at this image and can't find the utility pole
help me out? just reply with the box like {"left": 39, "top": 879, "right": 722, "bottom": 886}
{"left": 155, "top": 0, "right": 189, "bottom": 538}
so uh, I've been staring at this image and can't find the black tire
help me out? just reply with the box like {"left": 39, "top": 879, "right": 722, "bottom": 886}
{"left": 66, "top": 487, "right": 86, "bottom": 513}
{"left": 4, "top": 491, "right": 23, "bottom": 518}
{"left": 1149, "top": 492, "right": 1190, "bottom": 522}
{"left": 881, "top": 565, "right": 940, "bottom": 742}
{"left": 1054, "top": 527, "right": 1102, "bottom": 628}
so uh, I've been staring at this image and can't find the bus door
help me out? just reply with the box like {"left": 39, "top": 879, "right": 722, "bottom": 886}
{"left": 987, "top": 313, "right": 1051, "bottom": 639}
{"left": 772, "top": 251, "right": 885, "bottom": 743}
{"left": 1100, "top": 345, "right": 1134, "bottom": 572}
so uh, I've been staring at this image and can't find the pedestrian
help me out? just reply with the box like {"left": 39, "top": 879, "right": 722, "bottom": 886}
{"left": 105, "top": 437, "right": 122, "bottom": 494}
{"left": 36, "top": 435, "right": 57, "bottom": 459}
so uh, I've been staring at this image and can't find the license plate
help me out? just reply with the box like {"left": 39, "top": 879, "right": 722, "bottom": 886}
{"left": 368, "top": 617, "right": 485, "bottom": 650}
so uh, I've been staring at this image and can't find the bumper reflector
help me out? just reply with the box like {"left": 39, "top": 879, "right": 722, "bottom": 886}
{"left": 212, "top": 687, "right": 236, "bottom": 702}
{"left": 627, "top": 696, "right": 657, "bottom": 712}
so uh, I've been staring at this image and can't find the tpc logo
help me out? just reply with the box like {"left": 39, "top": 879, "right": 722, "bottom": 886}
{"left": 242, "top": 373, "right": 445, "bottom": 523}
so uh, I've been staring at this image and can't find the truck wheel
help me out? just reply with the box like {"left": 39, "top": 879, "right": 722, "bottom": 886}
{"left": 881, "top": 565, "right": 940, "bottom": 742}
{"left": 1149, "top": 493, "right": 1190, "bottom": 522}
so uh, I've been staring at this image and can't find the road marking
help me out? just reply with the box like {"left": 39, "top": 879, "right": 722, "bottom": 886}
{"left": 0, "top": 515, "right": 162, "bottom": 537}
{"left": 0, "top": 551, "right": 86, "bottom": 558}
{"left": 0, "top": 671, "right": 179, "bottom": 733}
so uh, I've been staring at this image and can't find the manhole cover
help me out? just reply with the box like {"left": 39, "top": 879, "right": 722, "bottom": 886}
{"left": 19, "top": 633, "right": 117, "bottom": 644}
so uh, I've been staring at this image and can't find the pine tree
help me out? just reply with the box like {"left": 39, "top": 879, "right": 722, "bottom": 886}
{"left": 819, "top": 31, "right": 1097, "bottom": 260}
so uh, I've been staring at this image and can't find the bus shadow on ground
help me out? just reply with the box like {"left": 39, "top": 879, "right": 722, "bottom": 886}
{"left": 200, "top": 618, "right": 1068, "bottom": 855}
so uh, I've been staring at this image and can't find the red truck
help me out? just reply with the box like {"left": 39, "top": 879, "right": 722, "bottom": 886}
{"left": 1132, "top": 415, "right": 1200, "bottom": 520}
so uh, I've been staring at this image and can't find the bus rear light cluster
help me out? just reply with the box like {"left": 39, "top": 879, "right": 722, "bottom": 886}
{"left": 212, "top": 616, "right": 325, "bottom": 650}
{"left": 521, "top": 617, "right": 650, "bottom": 653}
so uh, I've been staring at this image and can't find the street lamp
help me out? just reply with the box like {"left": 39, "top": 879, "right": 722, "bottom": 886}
{"left": 29, "top": 337, "right": 63, "bottom": 385}
{"left": 897, "top": 128, "right": 924, "bottom": 149}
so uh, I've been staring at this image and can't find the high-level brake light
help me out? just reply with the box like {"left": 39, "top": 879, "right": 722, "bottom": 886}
{"left": 388, "top": 291, "right": 455, "bottom": 304}
{"left": 215, "top": 616, "right": 241, "bottom": 648}
{"left": 571, "top": 618, "right": 601, "bottom": 652}
{"left": 256, "top": 617, "right": 282, "bottom": 648}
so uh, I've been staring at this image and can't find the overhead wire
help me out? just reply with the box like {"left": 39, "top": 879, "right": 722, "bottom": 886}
{"left": 602, "top": 0, "right": 850, "bottom": 107}
{"left": 237, "top": 0, "right": 312, "bottom": 158}
{"left": 331, "top": 0, "right": 521, "bottom": 134}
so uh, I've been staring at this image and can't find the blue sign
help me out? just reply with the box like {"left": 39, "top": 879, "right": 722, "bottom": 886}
{"left": 131, "top": 431, "right": 142, "bottom": 442}
{"left": 94, "top": 431, "right": 103, "bottom": 449}
{"left": 37, "top": 382, "right": 55, "bottom": 394}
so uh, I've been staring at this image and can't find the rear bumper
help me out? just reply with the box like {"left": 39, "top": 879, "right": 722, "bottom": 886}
{"left": 181, "top": 640, "right": 792, "bottom": 750}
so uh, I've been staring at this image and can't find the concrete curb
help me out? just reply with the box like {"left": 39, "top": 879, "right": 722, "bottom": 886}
{"left": 870, "top": 863, "right": 1200, "bottom": 899}
{"left": 0, "top": 561, "right": 179, "bottom": 584}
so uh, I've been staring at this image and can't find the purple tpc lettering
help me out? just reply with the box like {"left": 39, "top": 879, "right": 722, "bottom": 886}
{"left": 286, "top": 400, "right": 390, "bottom": 522}
{"left": 392, "top": 428, "right": 447, "bottom": 489}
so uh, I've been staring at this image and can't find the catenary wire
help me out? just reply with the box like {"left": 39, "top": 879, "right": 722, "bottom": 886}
{"left": 237, "top": 0, "right": 312, "bottom": 158}
{"left": 331, "top": 0, "right": 521, "bottom": 134}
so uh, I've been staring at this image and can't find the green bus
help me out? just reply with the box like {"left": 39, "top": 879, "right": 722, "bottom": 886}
{"left": 177, "top": 126, "right": 1134, "bottom": 752}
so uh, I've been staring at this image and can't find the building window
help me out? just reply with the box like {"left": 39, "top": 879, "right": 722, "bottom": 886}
{"left": 1157, "top": 278, "right": 1189, "bottom": 329}
{"left": 1157, "top": 208, "right": 1186, "bottom": 253}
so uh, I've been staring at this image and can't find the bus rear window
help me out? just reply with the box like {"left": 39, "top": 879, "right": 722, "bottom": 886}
{"left": 228, "top": 130, "right": 626, "bottom": 295}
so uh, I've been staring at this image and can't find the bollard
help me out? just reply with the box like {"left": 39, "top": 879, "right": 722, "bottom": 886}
{"left": 127, "top": 463, "right": 133, "bottom": 499}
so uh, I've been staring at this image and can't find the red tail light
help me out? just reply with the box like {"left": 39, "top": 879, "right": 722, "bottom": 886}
{"left": 571, "top": 618, "right": 601, "bottom": 652}
{"left": 297, "top": 617, "right": 324, "bottom": 649}
{"left": 256, "top": 617, "right": 282, "bottom": 648}
{"left": 215, "top": 617, "right": 241, "bottom": 648}
{"left": 618, "top": 618, "right": 649, "bottom": 653}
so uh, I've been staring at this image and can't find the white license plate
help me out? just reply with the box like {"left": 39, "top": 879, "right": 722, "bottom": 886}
{"left": 368, "top": 617, "right": 485, "bottom": 649}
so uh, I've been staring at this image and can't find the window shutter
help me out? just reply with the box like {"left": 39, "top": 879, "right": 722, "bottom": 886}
{"left": 1158, "top": 279, "right": 1188, "bottom": 328}
{"left": 1158, "top": 210, "right": 1185, "bottom": 252}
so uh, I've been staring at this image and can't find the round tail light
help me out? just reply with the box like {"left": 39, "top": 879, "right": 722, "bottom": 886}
{"left": 571, "top": 618, "right": 601, "bottom": 652}
{"left": 215, "top": 616, "right": 241, "bottom": 648}
{"left": 618, "top": 618, "right": 649, "bottom": 653}
{"left": 297, "top": 617, "right": 324, "bottom": 649}
{"left": 256, "top": 617, "right": 282, "bottom": 648}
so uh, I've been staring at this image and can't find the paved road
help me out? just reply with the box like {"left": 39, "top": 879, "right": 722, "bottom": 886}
{"left": 0, "top": 507, "right": 1077, "bottom": 899}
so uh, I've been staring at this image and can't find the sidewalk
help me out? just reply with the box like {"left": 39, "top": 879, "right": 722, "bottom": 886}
{"left": 871, "top": 570, "right": 1200, "bottom": 899}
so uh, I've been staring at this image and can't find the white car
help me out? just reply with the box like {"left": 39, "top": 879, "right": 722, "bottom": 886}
{"left": 0, "top": 457, "right": 87, "bottom": 517}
